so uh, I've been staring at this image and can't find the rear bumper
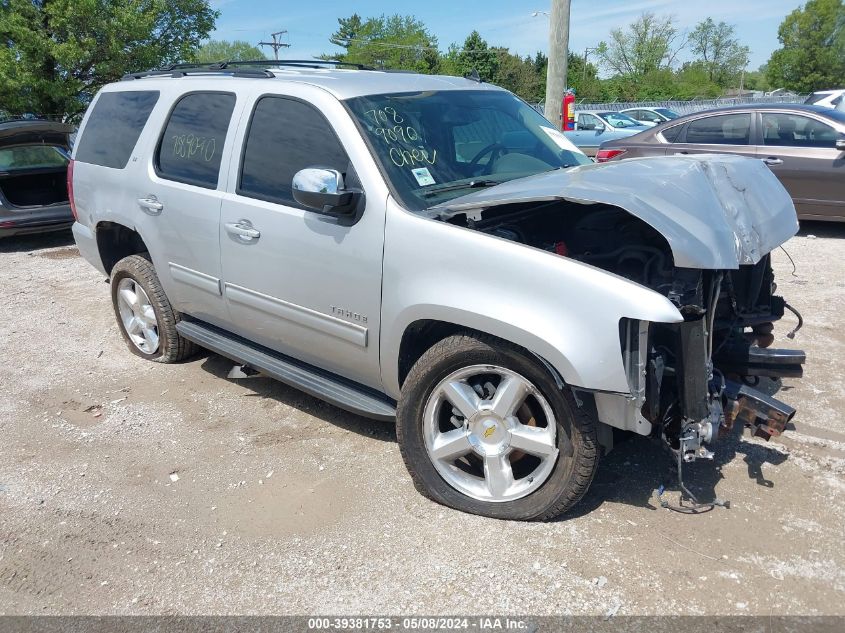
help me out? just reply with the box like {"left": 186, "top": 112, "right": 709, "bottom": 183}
{"left": 72, "top": 221, "right": 107, "bottom": 275}
{"left": 0, "top": 204, "right": 73, "bottom": 237}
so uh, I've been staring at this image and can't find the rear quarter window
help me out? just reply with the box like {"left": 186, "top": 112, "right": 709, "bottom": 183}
{"left": 156, "top": 92, "right": 236, "bottom": 189}
{"left": 659, "top": 124, "right": 684, "bottom": 143}
{"left": 75, "top": 91, "right": 159, "bottom": 169}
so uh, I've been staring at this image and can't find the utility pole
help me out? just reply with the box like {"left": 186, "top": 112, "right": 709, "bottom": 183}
{"left": 543, "top": 0, "right": 572, "bottom": 130}
{"left": 258, "top": 31, "right": 290, "bottom": 60}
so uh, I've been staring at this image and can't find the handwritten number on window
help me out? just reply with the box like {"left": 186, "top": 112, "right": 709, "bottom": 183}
{"left": 171, "top": 134, "right": 216, "bottom": 162}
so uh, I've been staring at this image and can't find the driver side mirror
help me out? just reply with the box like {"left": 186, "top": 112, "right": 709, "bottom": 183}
{"left": 594, "top": 122, "right": 606, "bottom": 132}
{"left": 837, "top": 138, "right": 845, "bottom": 151}
{"left": 292, "top": 168, "right": 362, "bottom": 217}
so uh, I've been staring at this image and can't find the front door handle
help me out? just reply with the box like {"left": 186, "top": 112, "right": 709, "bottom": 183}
{"left": 137, "top": 196, "right": 163, "bottom": 215}
{"left": 763, "top": 157, "right": 784, "bottom": 166}
{"left": 225, "top": 220, "right": 261, "bottom": 242}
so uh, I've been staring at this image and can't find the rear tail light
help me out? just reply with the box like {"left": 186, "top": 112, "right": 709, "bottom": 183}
{"left": 596, "top": 148, "right": 627, "bottom": 163}
{"left": 67, "top": 159, "right": 77, "bottom": 220}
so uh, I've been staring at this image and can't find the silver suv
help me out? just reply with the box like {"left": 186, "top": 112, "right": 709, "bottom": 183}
{"left": 71, "top": 61, "right": 805, "bottom": 520}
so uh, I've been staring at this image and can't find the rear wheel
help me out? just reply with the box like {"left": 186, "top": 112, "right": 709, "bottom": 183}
{"left": 110, "top": 254, "right": 196, "bottom": 363}
{"left": 397, "top": 333, "right": 599, "bottom": 520}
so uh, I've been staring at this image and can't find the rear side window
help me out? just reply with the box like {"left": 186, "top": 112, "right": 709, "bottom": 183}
{"left": 75, "top": 91, "right": 159, "bottom": 169}
{"left": 659, "top": 124, "right": 683, "bottom": 143}
{"left": 238, "top": 97, "right": 349, "bottom": 206}
{"left": 156, "top": 92, "right": 236, "bottom": 189}
{"left": 685, "top": 113, "right": 751, "bottom": 145}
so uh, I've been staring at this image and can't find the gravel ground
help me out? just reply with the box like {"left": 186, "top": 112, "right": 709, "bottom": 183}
{"left": 1, "top": 226, "right": 844, "bottom": 616}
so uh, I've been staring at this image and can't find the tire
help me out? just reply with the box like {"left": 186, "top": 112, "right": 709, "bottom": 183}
{"left": 396, "top": 333, "right": 599, "bottom": 521}
{"left": 110, "top": 254, "right": 197, "bottom": 363}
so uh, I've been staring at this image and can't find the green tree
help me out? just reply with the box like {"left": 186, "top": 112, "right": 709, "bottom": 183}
{"left": 191, "top": 39, "right": 264, "bottom": 63}
{"left": 766, "top": 0, "right": 845, "bottom": 92}
{"left": 455, "top": 31, "right": 498, "bottom": 81}
{"left": 596, "top": 13, "right": 685, "bottom": 79}
{"left": 329, "top": 14, "right": 363, "bottom": 51}
{"left": 491, "top": 49, "right": 541, "bottom": 101}
{"left": 327, "top": 14, "right": 439, "bottom": 73}
{"left": 688, "top": 18, "right": 750, "bottom": 87}
{"left": 743, "top": 64, "right": 771, "bottom": 92}
{"left": 0, "top": 0, "right": 217, "bottom": 119}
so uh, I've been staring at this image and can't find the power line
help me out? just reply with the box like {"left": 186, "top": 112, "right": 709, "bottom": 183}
{"left": 258, "top": 31, "right": 291, "bottom": 60}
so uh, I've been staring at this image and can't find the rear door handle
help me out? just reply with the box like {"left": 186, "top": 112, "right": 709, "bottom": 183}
{"left": 137, "top": 196, "right": 163, "bottom": 214}
{"left": 763, "top": 157, "right": 783, "bottom": 166}
{"left": 225, "top": 221, "right": 260, "bottom": 241}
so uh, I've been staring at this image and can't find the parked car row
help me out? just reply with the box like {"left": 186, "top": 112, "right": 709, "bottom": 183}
{"left": 4, "top": 92, "right": 843, "bottom": 240}
{"left": 597, "top": 104, "right": 845, "bottom": 222}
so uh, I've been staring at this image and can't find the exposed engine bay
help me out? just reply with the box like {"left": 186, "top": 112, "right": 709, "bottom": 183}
{"left": 447, "top": 200, "right": 806, "bottom": 509}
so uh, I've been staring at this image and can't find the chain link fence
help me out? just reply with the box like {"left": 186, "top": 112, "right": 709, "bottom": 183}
{"left": 572, "top": 95, "right": 809, "bottom": 115}
{"left": 533, "top": 95, "right": 810, "bottom": 116}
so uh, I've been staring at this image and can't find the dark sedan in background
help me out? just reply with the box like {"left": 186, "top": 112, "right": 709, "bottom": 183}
{"left": 0, "top": 120, "right": 74, "bottom": 237}
{"left": 597, "top": 104, "right": 845, "bottom": 221}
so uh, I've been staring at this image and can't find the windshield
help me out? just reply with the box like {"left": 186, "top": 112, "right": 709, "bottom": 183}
{"left": 598, "top": 112, "right": 643, "bottom": 128}
{"left": 345, "top": 90, "right": 590, "bottom": 212}
{"left": 0, "top": 145, "right": 68, "bottom": 172}
{"left": 654, "top": 108, "right": 680, "bottom": 119}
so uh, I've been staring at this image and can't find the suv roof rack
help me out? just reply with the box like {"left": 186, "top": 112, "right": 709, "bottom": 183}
{"left": 122, "top": 59, "right": 374, "bottom": 81}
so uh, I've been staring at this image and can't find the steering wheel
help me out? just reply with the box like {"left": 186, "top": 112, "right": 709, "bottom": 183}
{"left": 468, "top": 143, "right": 506, "bottom": 175}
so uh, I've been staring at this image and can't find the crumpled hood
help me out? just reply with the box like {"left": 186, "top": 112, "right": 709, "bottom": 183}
{"left": 430, "top": 154, "right": 799, "bottom": 269}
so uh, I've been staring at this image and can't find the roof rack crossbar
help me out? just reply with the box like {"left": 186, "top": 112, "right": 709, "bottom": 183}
{"left": 121, "top": 59, "right": 375, "bottom": 80}
{"left": 208, "top": 59, "right": 374, "bottom": 71}
{"left": 122, "top": 67, "right": 275, "bottom": 81}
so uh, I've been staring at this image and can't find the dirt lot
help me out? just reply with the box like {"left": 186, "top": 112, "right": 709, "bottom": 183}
{"left": 1, "top": 225, "right": 844, "bottom": 616}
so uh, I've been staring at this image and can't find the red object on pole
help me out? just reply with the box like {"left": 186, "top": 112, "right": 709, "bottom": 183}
{"left": 562, "top": 92, "right": 576, "bottom": 131}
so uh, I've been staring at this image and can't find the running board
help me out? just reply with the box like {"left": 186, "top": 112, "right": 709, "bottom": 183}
{"left": 176, "top": 320, "right": 396, "bottom": 421}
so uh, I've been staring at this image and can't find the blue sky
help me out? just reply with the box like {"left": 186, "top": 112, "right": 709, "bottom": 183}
{"left": 210, "top": 0, "right": 801, "bottom": 72}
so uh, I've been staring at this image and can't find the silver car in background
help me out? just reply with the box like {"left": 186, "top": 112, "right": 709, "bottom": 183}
{"left": 564, "top": 110, "right": 649, "bottom": 156}
{"left": 620, "top": 106, "right": 681, "bottom": 126}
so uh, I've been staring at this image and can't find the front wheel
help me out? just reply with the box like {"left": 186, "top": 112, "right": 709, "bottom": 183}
{"left": 396, "top": 333, "right": 599, "bottom": 521}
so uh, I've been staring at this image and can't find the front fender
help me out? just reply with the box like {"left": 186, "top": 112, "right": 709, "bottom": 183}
{"left": 380, "top": 199, "right": 683, "bottom": 399}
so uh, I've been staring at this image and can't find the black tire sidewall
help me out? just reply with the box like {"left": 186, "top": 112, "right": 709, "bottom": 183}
{"left": 397, "top": 335, "right": 597, "bottom": 521}
{"left": 110, "top": 256, "right": 171, "bottom": 362}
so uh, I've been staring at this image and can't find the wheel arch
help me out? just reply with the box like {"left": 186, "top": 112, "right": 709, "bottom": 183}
{"left": 96, "top": 221, "right": 150, "bottom": 275}
{"left": 389, "top": 312, "right": 584, "bottom": 399}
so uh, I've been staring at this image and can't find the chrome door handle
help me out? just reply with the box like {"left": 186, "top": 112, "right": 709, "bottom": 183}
{"left": 137, "top": 196, "right": 164, "bottom": 214}
{"left": 763, "top": 157, "right": 783, "bottom": 166}
{"left": 225, "top": 221, "right": 260, "bottom": 241}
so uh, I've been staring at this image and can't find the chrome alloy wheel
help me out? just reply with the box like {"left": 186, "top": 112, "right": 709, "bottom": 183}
{"left": 116, "top": 278, "right": 160, "bottom": 354}
{"left": 423, "top": 365, "right": 559, "bottom": 502}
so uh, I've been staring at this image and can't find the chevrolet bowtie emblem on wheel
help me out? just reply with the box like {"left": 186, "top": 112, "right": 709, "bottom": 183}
{"left": 483, "top": 425, "right": 496, "bottom": 438}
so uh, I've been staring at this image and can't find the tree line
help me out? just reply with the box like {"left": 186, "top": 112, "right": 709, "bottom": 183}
{"left": 0, "top": 0, "right": 842, "bottom": 120}
{"left": 324, "top": 0, "right": 844, "bottom": 103}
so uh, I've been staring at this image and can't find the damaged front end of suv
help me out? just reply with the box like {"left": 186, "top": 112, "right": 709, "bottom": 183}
{"left": 430, "top": 154, "right": 805, "bottom": 504}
